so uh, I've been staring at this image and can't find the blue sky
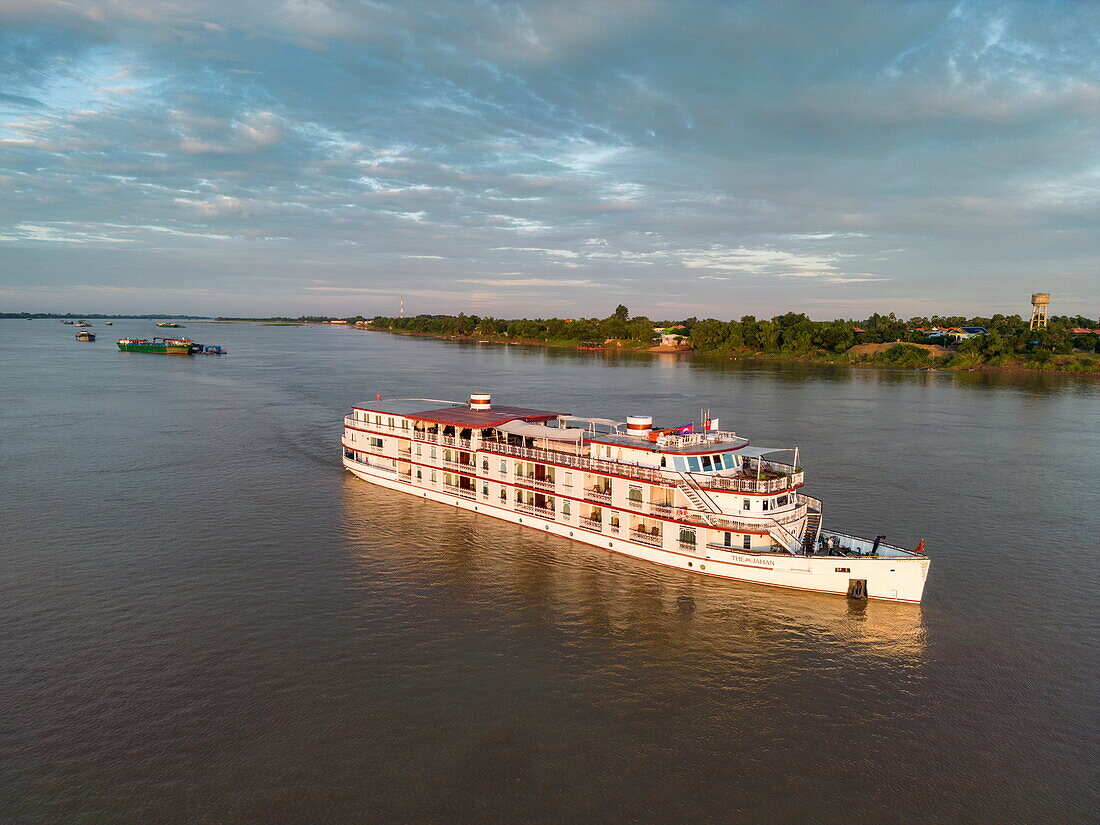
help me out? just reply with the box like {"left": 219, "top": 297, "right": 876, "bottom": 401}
{"left": 1, "top": 1, "right": 1097, "bottom": 318}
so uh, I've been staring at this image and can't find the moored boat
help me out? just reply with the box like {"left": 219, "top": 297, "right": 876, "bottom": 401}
{"left": 75, "top": 330, "right": 96, "bottom": 341}
{"left": 156, "top": 321, "right": 183, "bottom": 328}
{"left": 342, "top": 393, "right": 931, "bottom": 603}
{"left": 116, "top": 336, "right": 193, "bottom": 354}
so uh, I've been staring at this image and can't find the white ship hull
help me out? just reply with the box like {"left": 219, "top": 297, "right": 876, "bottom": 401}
{"left": 343, "top": 457, "right": 930, "bottom": 603}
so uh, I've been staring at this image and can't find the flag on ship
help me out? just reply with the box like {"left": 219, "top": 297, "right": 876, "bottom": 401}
{"left": 676, "top": 424, "right": 693, "bottom": 434}
{"left": 706, "top": 417, "right": 719, "bottom": 431}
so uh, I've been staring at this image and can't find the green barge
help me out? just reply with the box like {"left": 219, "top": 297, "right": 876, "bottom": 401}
{"left": 116, "top": 337, "right": 193, "bottom": 354}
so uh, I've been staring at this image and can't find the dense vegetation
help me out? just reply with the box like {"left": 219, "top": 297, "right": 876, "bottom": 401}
{"left": 368, "top": 306, "right": 1100, "bottom": 373}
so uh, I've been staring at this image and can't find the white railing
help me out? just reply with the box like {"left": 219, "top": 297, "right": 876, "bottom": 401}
{"left": 481, "top": 441, "right": 667, "bottom": 484}
{"left": 343, "top": 452, "right": 397, "bottom": 475}
{"left": 584, "top": 488, "right": 612, "bottom": 504}
{"left": 797, "top": 492, "right": 823, "bottom": 512}
{"left": 413, "top": 431, "right": 474, "bottom": 450}
{"left": 515, "top": 501, "right": 556, "bottom": 520}
{"left": 442, "top": 482, "right": 476, "bottom": 500}
{"left": 516, "top": 474, "right": 555, "bottom": 491}
{"left": 580, "top": 517, "right": 603, "bottom": 531}
{"left": 678, "top": 541, "right": 700, "bottom": 554}
{"left": 695, "top": 464, "right": 804, "bottom": 494}
{"left": 345, "top": 416, "right": 412, "bottom": 435}
{"left": 630, "top": 529, "right": 663, "bottom": 547}
{"left": 655, "top": 431, "right": 748, "bottom": 449}
{"left": 649, "top": 502, "right": 674, "bottom": 516}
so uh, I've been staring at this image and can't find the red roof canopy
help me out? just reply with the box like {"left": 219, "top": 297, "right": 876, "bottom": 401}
{"left": 409, "top": 405, "right": 563, "bottom": 428}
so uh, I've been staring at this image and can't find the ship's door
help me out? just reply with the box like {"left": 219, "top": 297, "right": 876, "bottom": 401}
{"left": 847, "top": 579, "right": 867, "bottom": 600}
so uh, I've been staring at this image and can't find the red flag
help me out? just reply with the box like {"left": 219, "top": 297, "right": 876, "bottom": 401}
{"left": 915, "top": 539, "right": 925, "bottom": 554}
{"left": 676, "top": 424, "right": 693, "bottom": 434}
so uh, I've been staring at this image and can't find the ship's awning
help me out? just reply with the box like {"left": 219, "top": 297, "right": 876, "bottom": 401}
{"left": 735, "top": 446, "right": 795, "bottom": 459}
{"left": 496, "top": 420, "right": 585, "bottom": 443}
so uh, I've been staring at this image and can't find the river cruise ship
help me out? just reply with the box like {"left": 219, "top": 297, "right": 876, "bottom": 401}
{"left": 342, "top": 394, "right": 930, "bottom": 603}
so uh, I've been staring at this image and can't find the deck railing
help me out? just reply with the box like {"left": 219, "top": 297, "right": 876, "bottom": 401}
{"left": 515, "top": 501, "right": 556, "bottom": 520}
{"left": 583, "top": 488, "right": 612, "bottom": 504}
{"left": 629, "top": 529, "right": 663, "bottom": 547}
{"left": 693, "top": 464, "right": 804, "bottom": 494}
{"left": 441, "top": 482, "right": 476, "bottom": 500}
{"left": 515, "top": 474, "right": 555, "bottom": 491}
{"left": 580, "top": 517, "right": 602, "bottom": 531}
{"left": 481, "top": 440, "right": 668, "bottom": 484}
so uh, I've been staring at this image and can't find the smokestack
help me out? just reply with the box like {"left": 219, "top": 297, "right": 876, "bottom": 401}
{"left": 469, "top": 393, "right": 491, "bottom": 410}
{"left": 627, "top": 415, "right": 653, "bottom": 436}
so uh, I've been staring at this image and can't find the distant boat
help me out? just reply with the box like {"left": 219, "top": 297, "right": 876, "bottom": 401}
{"left": 156, "top": 322, "right": 183, "bottom": 328}
{"left": 75, "top": 320, "right": 90, "bottom": 327}
{"left": 75, "top": 330, "right": 96, "bottom": 341}
{"left": 61, "top": 320, "right": 74, "bottom": 325}
{"left": 117, "top": 336, "right": 192, "bottom": 354}
{"left": 104, "top": 321, "right": 113, "bottom": 326}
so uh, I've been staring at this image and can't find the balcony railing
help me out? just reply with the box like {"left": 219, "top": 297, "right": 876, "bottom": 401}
{"left": 629, "top": 529, "right": 663, "bottom": 547}
{"left": 482, "top": 440, "right": 667, "bottom": 484}
{"left": 693, "top": 465, "right": 804, "bottom": 494}
{"left": 441, "top": 458, "right": 476, "bottom": 472}
{"left": 413, "top": 431, "right": 474, "bottom": 450}
{"left": 442, "top": 482, "right": 476, "bottom": 500}
{"left": 515, "top": 501, "right": 555, "bottom": 520}
{"left": 516, "top": 475, "right": 555, "bottom": 491}
{"left": 343, "top": 452, "right": 397, "bottom": 475}
{"left": 580, "top": 517, "right": 603, "bottom": 531}
{"left": 654, "top": 431, "right": 749, "bottom": 450}
{"left": 678, "top": 541, "right": 700, "bottom": 554}
{"left": 649, "top": 502, "right": 674, "bottom": 516}
{"left": 584, "top": 488, "right": 612, "bottom": 504}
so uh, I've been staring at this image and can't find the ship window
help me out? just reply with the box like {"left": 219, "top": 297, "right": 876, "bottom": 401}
{"left": 500, "top": 460, "right": 507, "bottom": 474}
{"left": 723, "top": 453, "right": 736, "bottom": 470}
{"left": 679, "top": 528, "right": 696, "bottom": 545}
{"left": 370, "top": 437, "right": 383, "bottom": 448}
{"left": 562, "top": 501, "right": 570, "bottom": 516}
{"left": 743, "top": 499, "right": 751, "bottom": 510}
{"left": 415, "top": 445, "right": 422, "bottom": 456}
{"left": 563, "top": 472, "right": 572, "bottom": 487}
{"left": 762, "top": 499, "right": 770, "bottom": 511}
{"left": 500, "top": 489, "right": 506, "bottom": 500}
{"left": 482, "top": 485, "right": 489, "bottom": 498}
{"left": 430, "top": 447, "right": 437, "bottom": 459}
{"left": 482, "top": 458, "right": 489, "bottom": 471}
{"left": 416, "top": 469, "right": 422, "bottom": 480}
{"left": 687, "top": 456, "right": 701, "bottom": 472}
{"left": 836, "top": 568, "right": 850, "bottom": 573}
{"left": 777, "top": 495, "right": 788, "bottom": 506}
{"left": 743, "top": 535, "right": 752, "bottom": 549}
{"left": 701, "top": 456, "right": 712, "bottom": 470}
{"left": 628, "top": 486, "right": 643, "bottom": 504}
{"left": 610, "top": 515, "right": 620, "bottom": 527}
{"left": 430, "top": 470, "right": 436, "bottom": 482}
{"left": 387, "top": 417, "right": 394, "bottom": 428}
{"left": 349, "top": 432, "right": 355, "bottom": 442}
{"left": 375, "top": 415, "right": 381, "bottom": 425}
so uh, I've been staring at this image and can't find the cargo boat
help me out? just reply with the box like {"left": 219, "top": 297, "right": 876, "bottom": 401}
{"left": 342, "top": 393, "right": 931, "bottom": 603}
{"left": 117, "top": 337, "right": 192, "bottom": 354}
{"left": 75, "top": 330, "right": 95, "bottom": 341}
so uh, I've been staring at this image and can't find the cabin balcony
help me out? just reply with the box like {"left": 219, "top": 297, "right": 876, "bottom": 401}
{"left": 580, "top": 516, "right": 602, "bottom": 531}
{"left": 629, "top": 528, "right": 663, "bottom": 547}
{"left": 515, "top": 501, "right": 556, "bottom": 520}
{"left": 584, "top": 487, "right": 612, "bottom": 504}
{"left": 442, "top": 481, "right": 476, "bottom": 500}
{"left": 517, "top": 474, "right": 555, "bottom": 491}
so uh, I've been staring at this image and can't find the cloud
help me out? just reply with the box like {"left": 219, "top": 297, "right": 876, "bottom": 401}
{"left": 0, "top": 1, "right": 1095, "bottom": 316}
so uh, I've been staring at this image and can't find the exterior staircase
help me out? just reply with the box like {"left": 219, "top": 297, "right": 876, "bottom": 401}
{"left": 676, "top": 473, "right": 722, "bottom": 525}
{"left": 801, "top": 511, "right": 823, "bottom": 554}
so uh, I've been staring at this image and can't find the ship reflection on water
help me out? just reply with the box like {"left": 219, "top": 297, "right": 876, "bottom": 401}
{"left": 338, "top": 476, "right": 927, "bottom": 665}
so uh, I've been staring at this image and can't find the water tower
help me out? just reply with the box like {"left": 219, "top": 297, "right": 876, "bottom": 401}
{"left": 1029, "top": 293, "right": 1050, "bottom": 330}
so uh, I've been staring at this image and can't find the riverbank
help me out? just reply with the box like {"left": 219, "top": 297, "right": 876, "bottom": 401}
{"left": 360, "top": 327, "right": 1100, "bottom": 376}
